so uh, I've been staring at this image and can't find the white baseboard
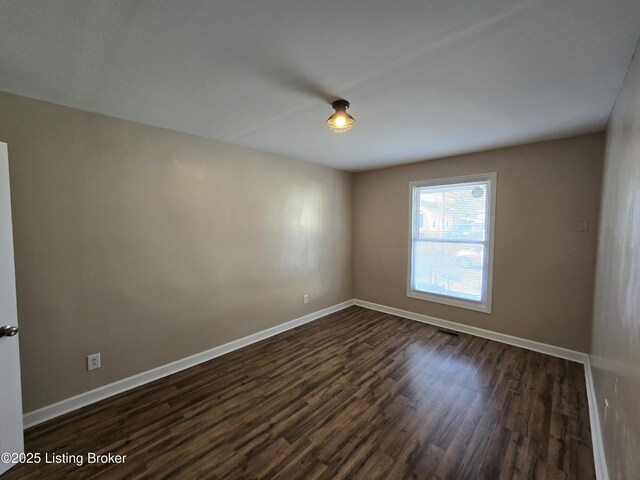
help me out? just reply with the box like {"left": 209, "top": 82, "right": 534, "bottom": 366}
{"left": 353, "top": 299, "right": 588, "bottom": 363}
{"left": 23, "top": 299, "right": 355, "bottom": 429}
{"left": 354, "top": 299, "right": 610, "bottom": 478}
{"left": 25, "top": 297, "right": 607, "bottom": 480}
{"left": 584, "top": 357, "right": 609, "bottom": 480}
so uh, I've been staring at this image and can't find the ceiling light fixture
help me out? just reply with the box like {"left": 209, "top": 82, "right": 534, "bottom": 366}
{"left": 326, "top": 99, "right": 355, "bottom": 133}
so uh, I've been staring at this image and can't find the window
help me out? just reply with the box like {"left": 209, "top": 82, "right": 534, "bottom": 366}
{"left": 408, "top": 173, "right": 496, "bottom": 313}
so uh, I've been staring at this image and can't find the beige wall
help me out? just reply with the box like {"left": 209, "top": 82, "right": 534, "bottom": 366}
{"left": 591, "top": 46, "right": 640, "bottom": 479}
{"left": 0, "top": 91, "right": 352, "bottom": 412}
{"left": 353, "top": 134, "right": 603, "bottom": 352}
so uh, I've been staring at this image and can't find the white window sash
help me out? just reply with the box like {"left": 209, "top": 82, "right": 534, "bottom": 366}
{"left": 407, "top": 172, "right": 496, "bottom": 314}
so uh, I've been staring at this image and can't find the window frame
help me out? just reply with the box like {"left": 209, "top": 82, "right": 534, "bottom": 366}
{"left": 407, "top": 172, "right": 497, "bottom": 313}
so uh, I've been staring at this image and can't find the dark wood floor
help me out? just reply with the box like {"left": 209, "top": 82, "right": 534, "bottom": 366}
{"left": 4, "top": 306, "right": 595, "bottom": 479}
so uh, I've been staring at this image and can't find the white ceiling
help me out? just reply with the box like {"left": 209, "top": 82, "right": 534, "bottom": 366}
{"left": 1, "top": 1, "right": 639, "bottom": 171}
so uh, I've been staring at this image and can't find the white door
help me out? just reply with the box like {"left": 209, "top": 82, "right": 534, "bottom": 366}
{"left": 0, "top": 142, "right": 24, "bottom": 475}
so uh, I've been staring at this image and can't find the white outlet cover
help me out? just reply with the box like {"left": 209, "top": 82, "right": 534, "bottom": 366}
{"left": 87, "top": 353, "right": 101, "bottom": 371}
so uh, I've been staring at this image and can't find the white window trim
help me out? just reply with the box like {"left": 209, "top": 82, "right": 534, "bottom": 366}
{"left": 407, "top": 172, "right": 497, "bottom": 314}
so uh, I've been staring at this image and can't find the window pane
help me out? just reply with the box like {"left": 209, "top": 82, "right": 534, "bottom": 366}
{"left": 416, "top": 182, "right": 487, "bottom": 241}
{"left": 412, "top": 241, "right": 484, "bottom": 302}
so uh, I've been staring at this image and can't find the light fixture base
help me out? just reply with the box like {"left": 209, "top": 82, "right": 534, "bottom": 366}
{"left": 331, "top": 99, "right": 350, "bottom": 111}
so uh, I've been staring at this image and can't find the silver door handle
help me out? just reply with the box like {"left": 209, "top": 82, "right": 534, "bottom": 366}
{"left": 0, "top": 325, "right": 18, "bottom": 337}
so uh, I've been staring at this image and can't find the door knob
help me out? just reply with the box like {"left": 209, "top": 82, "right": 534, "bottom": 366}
{"left": 0, "top": 325, "right": 18, "bottom": 337}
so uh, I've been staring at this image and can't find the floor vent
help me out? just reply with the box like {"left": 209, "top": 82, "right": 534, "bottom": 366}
{"left": 437, "top": 328, "right": 460, "bottom": 337}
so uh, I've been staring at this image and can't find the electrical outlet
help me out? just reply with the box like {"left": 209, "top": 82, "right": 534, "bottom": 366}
{"left": 303, "top": 294, "right": 309, "bottom": 304}
{"left": 87, "top": 353, "right": 101, "bottom": 371}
